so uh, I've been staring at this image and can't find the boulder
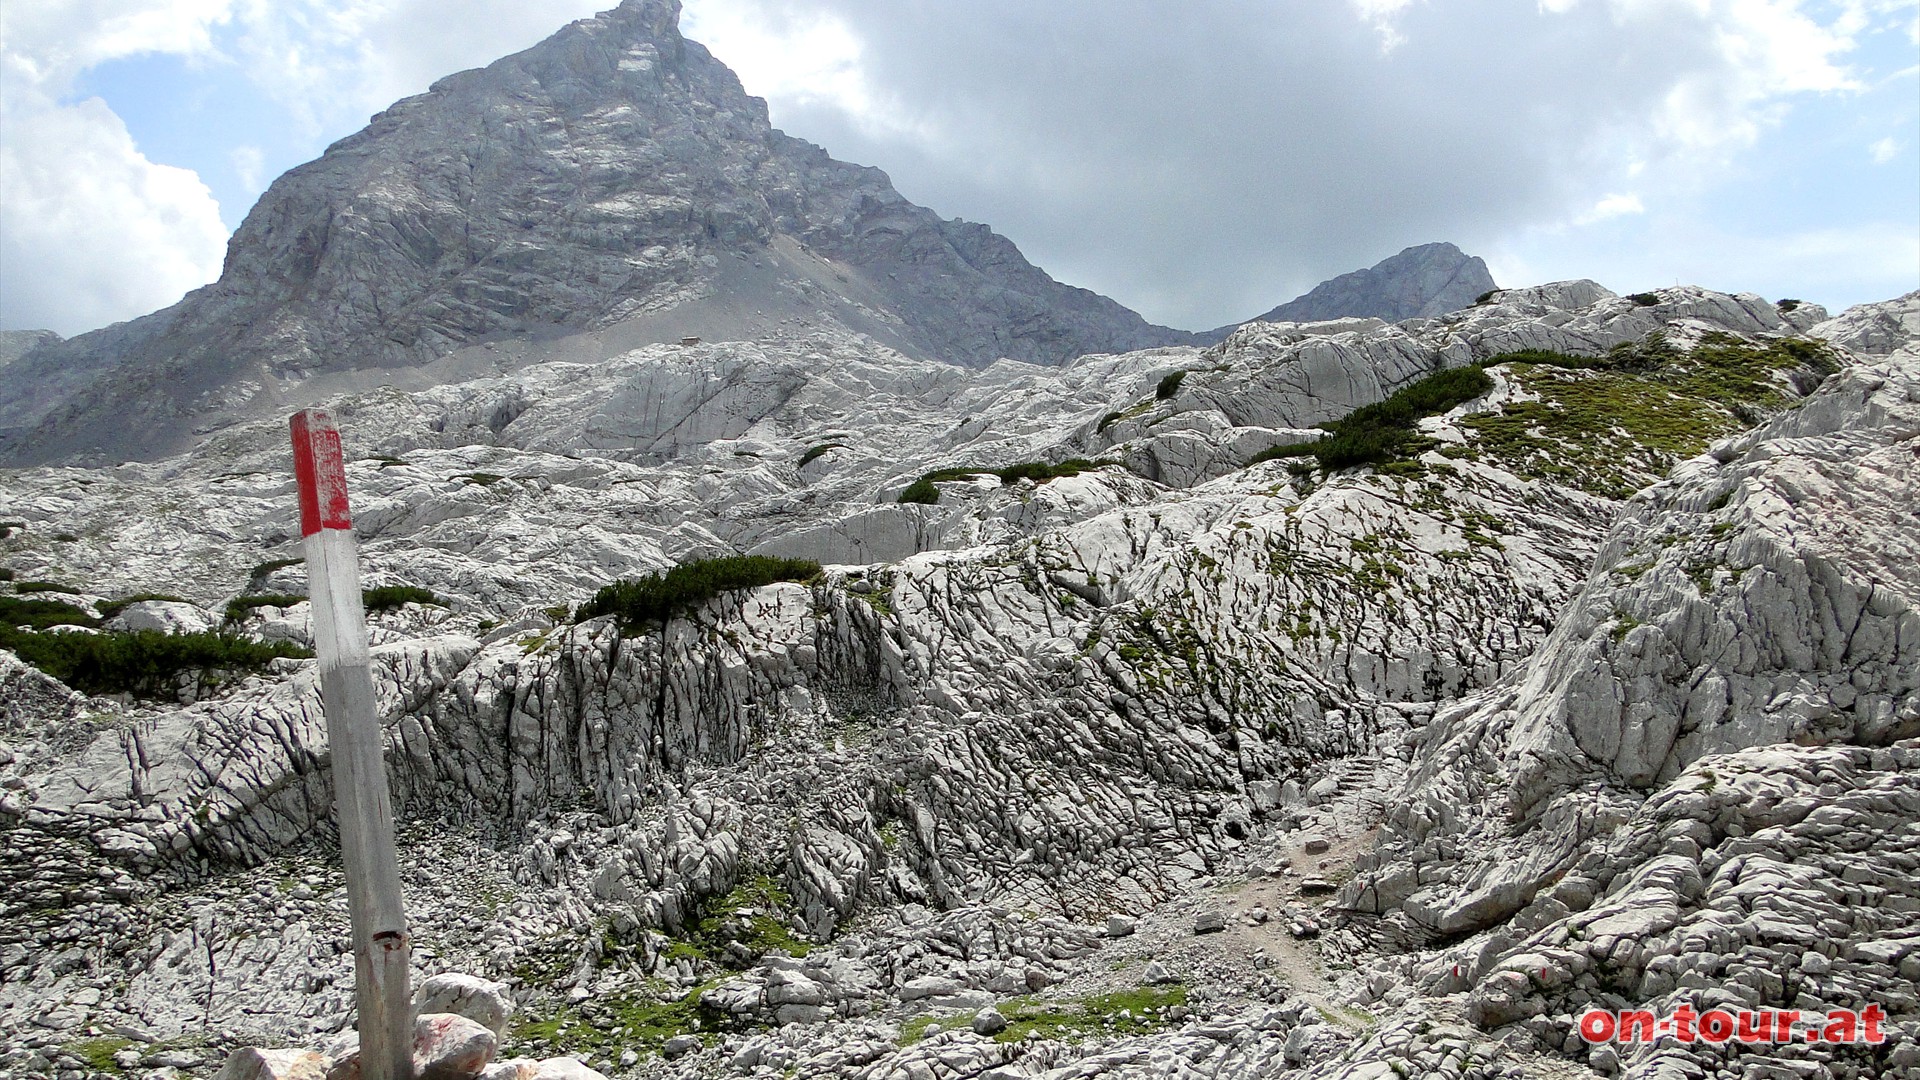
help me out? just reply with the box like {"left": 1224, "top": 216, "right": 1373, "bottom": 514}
{"left": 415, "top": 1013, "right": 497, "bottom": 1079}
{"left": 414, "top": 973, "right": 516, "bottom": 1035}
{"left": 971, "top": 1006, "right": 1008, "bottom": 1035}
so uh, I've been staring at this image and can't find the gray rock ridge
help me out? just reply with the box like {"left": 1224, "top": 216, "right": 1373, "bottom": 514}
{"left": 0, "top": 288, "right": 1912, "bottom": 1076}
{"left": 1224, "top": 242, "right": 1498, "bottom": 331}
{"left": 0, "top": 0, "right": 1193, "bottom": 467}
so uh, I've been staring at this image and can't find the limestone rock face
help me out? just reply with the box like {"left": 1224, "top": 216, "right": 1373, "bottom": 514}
{"left": 0, "top": 0, "right": 1192, "bottom": 466}
{"left": 1235, "top": 242, "right": 1496, "bottom": 327}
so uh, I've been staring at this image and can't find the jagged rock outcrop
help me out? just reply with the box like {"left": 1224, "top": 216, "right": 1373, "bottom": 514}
{"left": 1233, "top": 242, "right": 1496, "bottom": 328}
{"left": 1332, "top": 300, "right": 1919, "bottom": 1078}
{"left": 0, "top": 0, "right": 1194, "bottom": 467}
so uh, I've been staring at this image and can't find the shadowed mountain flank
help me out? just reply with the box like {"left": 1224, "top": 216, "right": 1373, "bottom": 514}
{"left": 1236, "top": 242, "right": 1496, "bottom": 327}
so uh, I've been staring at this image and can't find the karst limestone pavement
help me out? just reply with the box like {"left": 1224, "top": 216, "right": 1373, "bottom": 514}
{"left": 1, "top": 284, "right": 1916, "bottom": 1079}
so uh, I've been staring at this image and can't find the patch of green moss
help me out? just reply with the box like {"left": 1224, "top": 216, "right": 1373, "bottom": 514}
{"left": 64, "top": 1037, "right": 132, "bottom": 1073}
{"left": 505, "top": 980, "right": 732, "bottom": 1060}
{"left": 1458, "top": 334, "right": 1823, "bottom": 498}
{"left": 904, "top": 985, "right": 1188, "bottom": 1046}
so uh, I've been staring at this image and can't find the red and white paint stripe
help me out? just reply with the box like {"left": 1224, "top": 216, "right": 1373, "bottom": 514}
{"left": 292, "top": 409, "right": 370, "bottom": 672}
{"left": 290, "top": 408, "right": 413, "bottom": 1080}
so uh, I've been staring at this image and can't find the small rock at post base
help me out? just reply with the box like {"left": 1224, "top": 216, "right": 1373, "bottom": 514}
{"left": 215, "top": 1048, "right": 329, "bottom": 1080}
{"left": 415, "top": 1012, "right": 498, "bottom": 1079}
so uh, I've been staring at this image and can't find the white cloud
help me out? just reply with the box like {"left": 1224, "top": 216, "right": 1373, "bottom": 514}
{"left": 1870, "top": 136, "right": 1901, "bottom": 161}
{"left": 0, "top": 87, "right": 228, "bottom": 335}
{"left": 2, "top": 0, "right": 1914, "bottom": 334}
{"left": 230, "top": 144, "right": 265, "bottom": 192}
{"left": 0, "top": 1, "right": 233, "bottom": 334}
{"left": 1348, "top": 0, "right": 1420, "bottom": 51}
{"left": 0, "top": 0, "right": 234, "bottom": 88}
{"left": 222, "top": 0, "right": 607, "bottom": 138}
{"left": 711, "top": 0, "right": 1907, "bottom": 325}
{"left": 1579, "top": 193, "right": 1649, "bottom": 223}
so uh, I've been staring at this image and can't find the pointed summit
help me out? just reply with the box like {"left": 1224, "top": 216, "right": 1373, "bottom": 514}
{"left": 0, "top": 0, "right": 1187, "bottom": 465}
{"left": 1243, "top": 242, "right": 1496, "bottom": 326}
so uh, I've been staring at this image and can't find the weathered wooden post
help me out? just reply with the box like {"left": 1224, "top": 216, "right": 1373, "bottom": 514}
{"left": 292, "top": 409, "right": 413, "bottom": 1080}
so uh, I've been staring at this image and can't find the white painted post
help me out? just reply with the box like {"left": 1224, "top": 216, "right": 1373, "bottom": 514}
{"left": 291, "top": 409, "right": 413, "bottom": 1080}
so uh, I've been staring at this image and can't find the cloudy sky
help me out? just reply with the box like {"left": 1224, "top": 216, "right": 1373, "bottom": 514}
{"left": 1, "top": 0, "right": 1915, "bottom": 337}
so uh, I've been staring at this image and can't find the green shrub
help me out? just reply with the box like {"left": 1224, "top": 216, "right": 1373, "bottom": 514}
{"left": 897, "top": 459, "right": 1109, "bottom": 503}
{"left": 576, "top": 556, "right": 821, "bottom": 631}
{"left": 897, "top": 477, "right": 941, "bottom": 504}
{"left": 1607, "top": 329, "right": 1679, "bottom": 373}
{"left": 0, "top": 594, "right": 97, "bottom": 631}
{"left": 1155, "top": 371, "right": 1187, "bottom": 400}
{"left": 248, "top": 557, "right": 303, "bottom": 582}
{"left": 362, "top": 586, "right": 442, "bottom": 612}
{"left": 1095, "top": 410, "right": 1126, "bottom": 433}
{"left": 15, "top": 581, "right": 83, "bottom": 595}
{"left": 992, "top": 459, "right": 1102, "bottom": 483}
{"left": 225, "top": 594, "right": 308, "bottom": 623}
{"left": 797, "top": 443, "right": 846, "bottom": 468}
{"left": 1626, "top": 292, "right": 1661, "bottom": 306}
{"left": 1246, "top": 441, "right": 1319, "bottom": 467}
{"left": 97, "top": 593, "right": 191, "bottom": 620}
{"left": 0, "top": 626, "right": 310, "bottom": 698}
{"left": 1247, "top": 365, "right": 1494, "bottom": 474}
{"left": 894, "top": 467, "right": 984, "bottom": 505}
{"left": 1776, "top": 298, "right": 1803, "bottom": 312}
{"left": 0, "top": 568, "right": 13, "bottom": 582}
{"left": 1474, "top": 289, "right": 1501, "bottom": 305}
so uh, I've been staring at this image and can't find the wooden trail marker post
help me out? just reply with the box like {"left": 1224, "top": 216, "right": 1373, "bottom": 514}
{"left": 291, "top": 409, "right": 414, "bottom": 1080}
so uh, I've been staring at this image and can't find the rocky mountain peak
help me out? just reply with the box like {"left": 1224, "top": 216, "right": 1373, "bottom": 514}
{"left": 0, "top": 0, "right": 1189, "bottom": 466}
{"left": 1242, "top": 241, "right": 1496, "bottom": 326}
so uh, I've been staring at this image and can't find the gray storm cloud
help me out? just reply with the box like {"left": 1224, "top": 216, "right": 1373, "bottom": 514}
{"left": 713, "top": 0, "right": 1825, "bottom": 328}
